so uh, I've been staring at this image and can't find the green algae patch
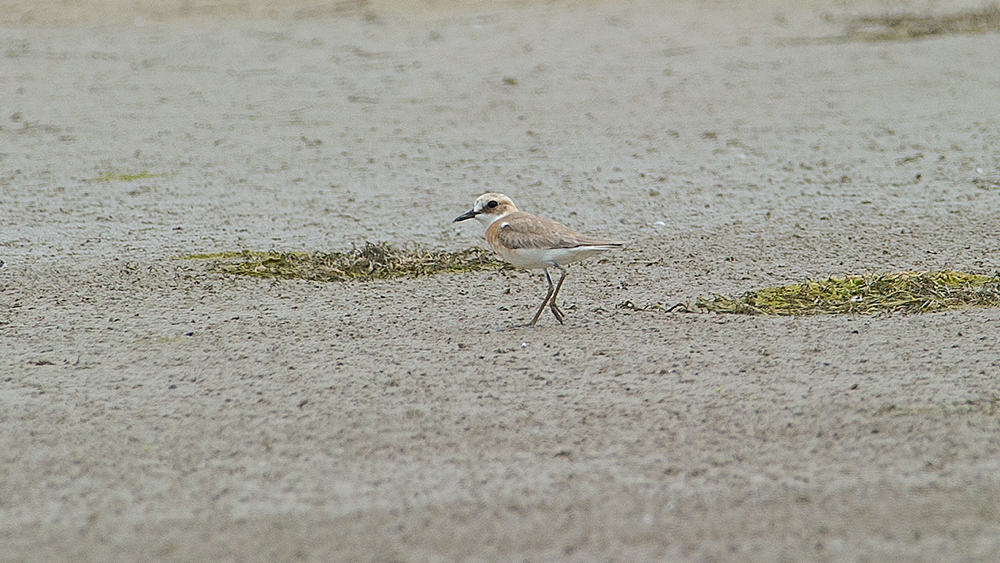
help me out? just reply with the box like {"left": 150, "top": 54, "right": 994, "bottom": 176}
{"left": 695, "top": 271, "right": 1000, "bottom": 316}
{"left": 92, "top": 170, "right": 167, "bottom": 182}
{"left": 180, "top": 242, "right": 505, "bottom": 282}
{"left": 781, "top": 4, "right": 1000, "bottom": 45}
{"left": 844, "top": 4, "right": 1000, "bottom": 41}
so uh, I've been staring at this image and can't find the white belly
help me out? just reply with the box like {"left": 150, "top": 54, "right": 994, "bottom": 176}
{"left": 497, "top": 246, "right": 612, "bottom": 269}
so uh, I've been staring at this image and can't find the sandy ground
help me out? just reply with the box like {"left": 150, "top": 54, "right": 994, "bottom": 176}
{"left": 3, "top": 0, "right": 1000, "bottom": 560}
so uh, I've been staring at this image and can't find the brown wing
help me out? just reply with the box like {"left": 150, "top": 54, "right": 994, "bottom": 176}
{"left": 491, "top": 212, "right": 624, "bottom": 250}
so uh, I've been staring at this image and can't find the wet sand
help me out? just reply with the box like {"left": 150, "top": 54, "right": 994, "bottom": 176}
{"left": 3, "top": 0, "right": 1000, "bottom": 560}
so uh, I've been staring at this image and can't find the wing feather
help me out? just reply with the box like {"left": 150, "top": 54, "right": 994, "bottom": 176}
{"left": 493, "top": 212, "right": 624, "bottom": 250}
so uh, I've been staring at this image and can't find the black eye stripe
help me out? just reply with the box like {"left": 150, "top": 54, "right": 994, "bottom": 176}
{"left": 487, "top": 200, "right": 498, "bottom": 208}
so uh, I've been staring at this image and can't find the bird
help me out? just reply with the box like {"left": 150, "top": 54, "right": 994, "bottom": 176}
{"left": 454, "top": 192, "right": 624, "bottom": 325}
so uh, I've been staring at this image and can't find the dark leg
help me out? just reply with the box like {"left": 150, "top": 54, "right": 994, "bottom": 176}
{"left": 548, "top": 266, "right": 567, "bottom": 324}
{"left": 529, "top": 269, "right": 556, "bottom": 326}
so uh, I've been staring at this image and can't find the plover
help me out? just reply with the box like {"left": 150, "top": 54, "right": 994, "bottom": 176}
{"left": 454, "top": 192, "right": 624, "bottom": 325}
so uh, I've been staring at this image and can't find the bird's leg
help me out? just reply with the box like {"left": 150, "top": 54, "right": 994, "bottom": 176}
{"left": 548, "top": 265, "right": 567, "bottom": 324}
{"left": 529, "top": 268, "right": 556, "bottom": 326}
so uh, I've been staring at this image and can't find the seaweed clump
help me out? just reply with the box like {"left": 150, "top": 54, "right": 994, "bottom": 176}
{"left": 696, "top": 271, "right": 1000, "bottom": 316}
{"left": 181, "top": 242, "right": 504, "bottom": 282}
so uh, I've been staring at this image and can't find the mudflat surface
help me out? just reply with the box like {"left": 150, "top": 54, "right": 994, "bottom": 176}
{"left": 3, "top": 0, "right": 1000, "bottom": 560}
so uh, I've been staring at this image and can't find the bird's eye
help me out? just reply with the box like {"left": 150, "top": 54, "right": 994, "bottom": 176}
{"left": 487, "top": 200, "right": 498, "bottom": 208}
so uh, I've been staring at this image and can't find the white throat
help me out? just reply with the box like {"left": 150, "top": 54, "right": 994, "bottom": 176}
{"left": 475, "top": 212, "right": 507, "bottom": 229}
